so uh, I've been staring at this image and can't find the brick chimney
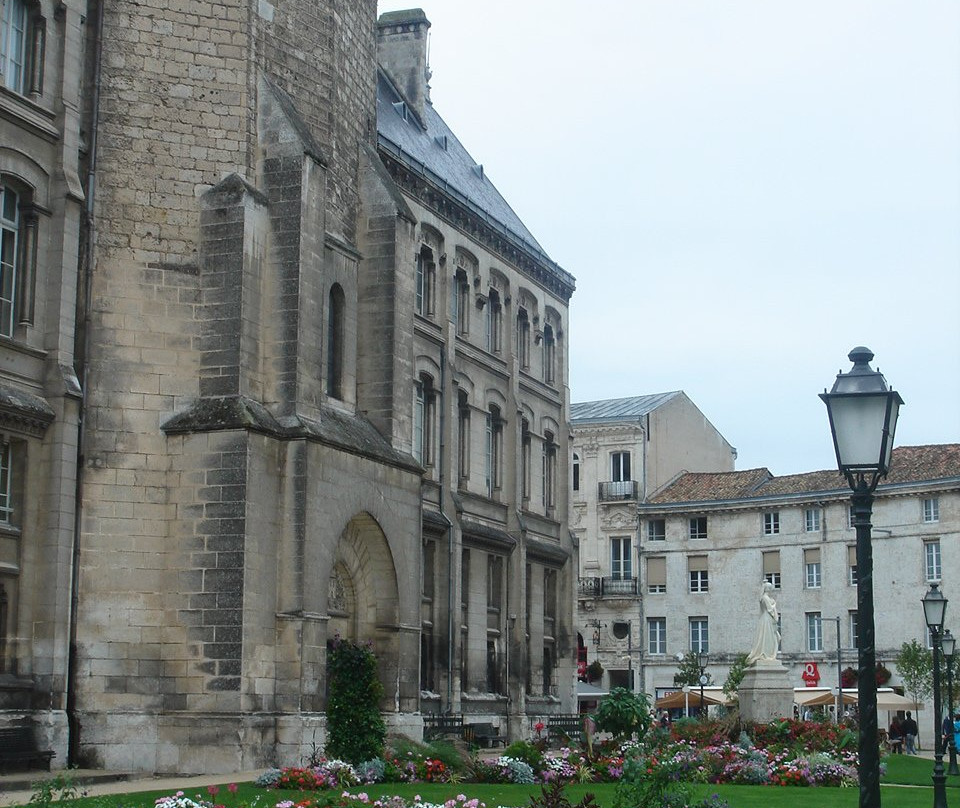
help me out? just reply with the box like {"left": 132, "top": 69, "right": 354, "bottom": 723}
{"left": 377, "top": 9, "right": 431, "bottom": 121}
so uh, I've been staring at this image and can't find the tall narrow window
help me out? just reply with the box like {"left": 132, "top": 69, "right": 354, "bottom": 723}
{"left": 611, "top": 451, "right": 630, "bottom": 482}
{"left": 0, "top": 442, "right": 11, "bottom": 525}
{"left": 485, "top": 289, "right": 501, "bottom": 353}
{"left": 848, "top": 545, "right": 858, "bottom": 585}
{"left": 457, "top": 391, "right": 470, "bottom": 484}
{"left": 415, "top": 246, "right": 436, "bottom": 317}
{"left": 689, "top": 617, "right": 709, "bottom": 654}
{"left": 521, "top": 419, "right": 531, "bottom": 502}
{"left": 485, "top": 405, "right": 502, "bottom": 497}
{"left": 762, "top": 550, "right": 781, "bottom": 588}
{"left": 326, "top": 284, "right": 345, "bottom": 399}
{"left": 762, "top": 511, "right": 780, "bottom": 535}
{"left": 542, "top": 430, "right": 556, "bottom": 511}
{"left": 806, "top": 612, "right": 823, "bottom": 652}
{"left": 0, "top": 580, "right": 8, "bottom": 673}
{"left": 804, "top": 547, "right": 822, "bottom": 588}
{"left": 925, "top": 540, "right": 942, "bottom": 582}
{"left": 414, "top": 375, "right": 436, "bottom": 467}
{"left": 849, "top": 610, "right": 859, "bottom": 650}
{"left": 805, "top": 508, "right": 822, "bottom": 533}
{"left": 517, "top": 308, "right": 530, "bottom": 369}
{"left": 572, "top": 452, "right": 580, "bottom": 493}
{"left": 610, "top": 536, "right": 632, "bottom": 580}
{"left": 0, "top": 186, "right": 20, "bottom": 336}
{"left": 453, "top": 270, "right": 469, "bottom": 335}
{"left": 543, "top": 324, "right": 555, "bottom": 384}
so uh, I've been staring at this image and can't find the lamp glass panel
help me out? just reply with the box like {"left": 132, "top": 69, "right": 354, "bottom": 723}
{"left": 923, "top": 589, "right": 948, "bottom": 630}
{"left": 828, "top": 394, "right": 890, "bottom": 470}
{"left": 942, "top": 632, "right": 956, "bottom": 659}
{"left": 882, "top": 398, "right": 901, "bottom": 471}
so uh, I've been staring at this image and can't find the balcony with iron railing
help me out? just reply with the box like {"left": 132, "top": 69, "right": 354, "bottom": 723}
{"left": 598, "top": 480, "right": 639, "bottom": 502}
{"left": 577, "top": 576, "right": 638, "bottom": 598}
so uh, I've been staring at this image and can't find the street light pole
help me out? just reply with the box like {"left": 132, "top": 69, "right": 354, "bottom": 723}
{"left": 821, "top": 347, "right": 903, "bottom": 808}
{"left": 697, "top": 650, "right": 709, "bottom": 721}
{"left": 942, "top": 630, "right": 958, "bottom": 777}
{"left": 923, "top": 583, "right": 949, "bottom": 808}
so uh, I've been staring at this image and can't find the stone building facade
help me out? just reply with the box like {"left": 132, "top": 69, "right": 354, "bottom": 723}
{"left": 571, "top": 393, "right": 734, "bottom": 698}
{"left": 638, "top": 444, "right": 960, "bottom": 725}
{"left": 1, "top": 2, "right": 576, "bottom": 773}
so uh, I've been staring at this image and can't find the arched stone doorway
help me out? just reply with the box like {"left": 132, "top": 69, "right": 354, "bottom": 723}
{"left": 325, "top": 512, "right": 402, "bottom": 711}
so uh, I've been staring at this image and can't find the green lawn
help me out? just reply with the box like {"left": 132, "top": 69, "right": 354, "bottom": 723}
{"left": 12, "top": 759, "right": 960, "bottom": 808}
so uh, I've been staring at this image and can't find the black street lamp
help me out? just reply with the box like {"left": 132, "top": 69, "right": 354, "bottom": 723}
{"left": 821, "top": 347, "right": 904, "bottom": 808}
{"left": 923, "top": 583, "right": 949, "bottom": 808}
{"left": 942, "top": 629, "right": 959, "bottom": 777}
{"left": 697, "top": 650, "right": 710, "bottom": 720}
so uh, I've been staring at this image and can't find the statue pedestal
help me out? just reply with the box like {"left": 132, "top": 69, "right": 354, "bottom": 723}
{"left": 738, "top": 663, "right": 794, "bottom": 723}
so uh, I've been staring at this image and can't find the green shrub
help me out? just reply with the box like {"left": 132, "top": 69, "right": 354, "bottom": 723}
{"left": 504, "top": 739, "right": 545, "bottom": 772}
{"left": 325, "top": 637, "right": 386, "bottom": 764}
{"left": 594, "top": 687, "right": 651, "bottom": 741}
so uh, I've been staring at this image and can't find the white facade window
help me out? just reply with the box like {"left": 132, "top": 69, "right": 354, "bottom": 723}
{"left": 848, "top": 545, "right": 858, "bottom": 586}
{"left": 572, "top": 452, "right": 580, "bottom": 492}
{"left": 415, "top": 248, "right": 436, "bottom": 317}
{"left": 646, "top": 556, "right": 666, "bottom": 594}
{"left": 849, "top": 611, "right": 859, "bottom": 649}
{"left": 517, "top": 308, "right": 530, "bottom": 369}
{"left": 610, "top": 536, "right": 632, "bottom": 580}
{"left": 0, "top": 443, "right": 11, "bottom": 524}
{"left": 648, "top": 519, "right": 665, "bottom": 541}
{"left": 453, "top": 270, "right": 469, "bottom": 335}
{"left": 0, "top": 185, "right": 19, "bottom": 336}
{"left": 688, "top": 556, "right": 708, "bottom": 593}
{"left": 485, "top": 289, "right": 502, "bottom": 353}
{"left": 763, "top": 511, "right": 780, "bottom": 535}
{"left": 804, "top": 547, "right": 821, "bottom": 589}
{"left": 1, "top": 0, "right": 27, "bottom": 93}
{"left": 648, "top": 617, "right": 666, "bottom": 654}
{"left": 542, "top": 323, "right": 555, "bottom": 384}
{"left": 806, "top": 612, "right": 823, "bottom": 652}
{"left": 611, "top": 451, "right": 630, "bottom": 481}
{"left": 485, "top": 406, "right": 502, "bottom": 497}
{"left": 925, "top": 540, "right": 942, "bottom": 582}
{"left": 804, "top": 508, "right": 821, "bottom": 533}
{"left": 924, "top": 498, "right": 940, "bottom": 523}
{"left": 762, "top": 550, "right": 781, "bottom": 589}
{"left": 848, "top": 506, "right": 856, "bottom": 529}
{"left": 689, "top": 517, "right": 708, "bottom": 540}
{"left": 413, "top": 382, "right": 425, "bottom": 465}
{"left": 689, "top": 618, "right": 709, "bottom": 654}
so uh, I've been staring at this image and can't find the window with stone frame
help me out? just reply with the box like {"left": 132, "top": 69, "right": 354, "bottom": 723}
{"left": 542, "top": 323, "right": 555, "bottom": 384}
{"left": 0, "top": 182, "right": 38, "bottom": 337}
{"left": 646, "top": 556, "right": 666, "bottom": 594}
{"left": 762, "top": 550, "right": 781, "bottom": 588}
{"left": 689, "top": 516, "right": 708, "bottom": 540}
{"left": 415, "top": 245, "right": 436, "bottom": 317}
{"left": 541, "top": 430, "right": 557, "bottom": 511}
{"left": 923, "top": 497, "right": 940, "bottom": 523}
{"left": 517, "top": 307, "right": 530, "bottom": 369}
{"left": 521, "top": 419, "right": 531, "bottom": 503}
{"left": 925, "top": 540, "right": 942, "bottom": 582}
{"left": 453, "top": 268, "right": 469, "bottom": 335}
{"left": 648, "top": 616, "right": 666, "bottom": 654}
{"left": 689, "top": 617, "right": 709, "bottom": 654}
{"left": 804, "top": 507, "right": 822, "bottom": 533}
{"left": 1, "top": 0, "right": 44, "bottom": 96}
{"left": 413, "top": 374, "right": 437, "bottom": 467}
{"left": 688, "top": 555, "right": 708, "bottom": 593}
{"left": 457, "top": 391, "right": 470, "bottom": 486}
{"left": 325, "top": 284, "right": 345, "bottom": 399}
{"left": 611, "top": 536, "right": 632, "bottom": 580}
{"left": 762, "top": 511, "right": 780, "bottom": 535}
{"left": 0, "top": 439, "right": 24, "bottom": 675}
{"left": 806, "top": 612, "right": 823, "bottom": 652}
{"left": 485, "top": 288, "right": 502, "bottom": 353}
{"left": 460, "top": 550, "right": 469, "bottom": 688}
{"left": 543, "top": 569, "right": 557, "bottom": 694}
{"left": 847, "top": 545, "right": 857, "bottom": 585}
{"left": 647, "top": 518, "right": 666, "bottom": 542}
{"left": 572, "top": 451, "right": 580, "bottom": 493}
{"left": 804, "top": 547, "right": 822, "bottom": 588}
{"left": 849, "top": 610, "right": 859, "bottom": 650}
{"left": 484, "top": 405, "right": 503, "bottom": 498}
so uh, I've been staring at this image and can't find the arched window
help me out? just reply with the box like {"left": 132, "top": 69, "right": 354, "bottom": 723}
{"left": 326, "top": 284, "right": 345, "bottom": 399}
{"left": 517, "top": 308, "right": 530, "bottom": 369}
{"left": 543, "top": 324, "right": 555, "bottom": 384}
{"left": 452, "top": 269, "right": 469, "bottom": 335}
{"left": 0, "top": 182, "right": 36, "bottom": 337}
{"left": 521, "top": 418, "right": 531, "bottom": 503}
{"left": 485, "top": 404, "right": 503, "bottom": 498}
{"left": 415, "top": 245, "right": 436, "bottom": 317}
{"left": 1, "top": 0, "right": 44, "bottom": 96}
{"left": 542, "top": 430, "right": 557, "bottom": 511}
{"left": 457, "top": 390, "right": 470, "bottom": 484}
{"left": 485, "top": 289, "right": 501, "bottom": 354}
{"left": 572, "top": 452, "right": 580, "bottom": 492}
{"left": 414, "top": 374, "right": 437, "bottom": 467}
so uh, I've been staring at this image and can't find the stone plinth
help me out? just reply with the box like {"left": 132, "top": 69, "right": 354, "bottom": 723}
{"left": 738, "top": 663, "right": 794, "bottom": 723}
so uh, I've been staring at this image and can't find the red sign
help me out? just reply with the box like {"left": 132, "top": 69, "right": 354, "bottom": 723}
{"left": 577, "top": 659, "right": 587, "bottom": 679}
{"left": 801, "top": 662, "right": 821, "bottom": 687}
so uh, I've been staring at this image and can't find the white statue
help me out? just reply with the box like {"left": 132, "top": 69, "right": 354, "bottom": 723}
{"left": 746, "top": 581, "right": 781, "bottom": 666}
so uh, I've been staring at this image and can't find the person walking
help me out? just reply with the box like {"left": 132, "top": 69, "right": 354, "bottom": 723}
{"left": 953, "top": 713, "right": 960, "bottom": 759}
{"left": 902, "top": 711, "right": 919, "bottom": 754}
{"left": 889, "top": 716, "right": 904, "bottom": 753}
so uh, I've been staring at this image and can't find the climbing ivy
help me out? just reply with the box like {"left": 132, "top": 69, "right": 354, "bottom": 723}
{"left": 325, "top": 637, "right": 386, "bottom": 764}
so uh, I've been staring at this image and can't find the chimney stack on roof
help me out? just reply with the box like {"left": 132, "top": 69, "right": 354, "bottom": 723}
{"left": 377, "top": 9, "right": 432, "bottom": 122}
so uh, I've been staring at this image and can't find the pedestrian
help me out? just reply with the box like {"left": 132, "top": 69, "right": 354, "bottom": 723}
{"left": 953, "top": 713, "right": 960, "bottom": 757}
{"left": 888, "top": 716, "right": 903, "bottom": 753}
{"left": 902, "top": 710, "right": 919, "bottom": 754}
{"left": 943, "top": 713, "right": 953, "bottom": 754}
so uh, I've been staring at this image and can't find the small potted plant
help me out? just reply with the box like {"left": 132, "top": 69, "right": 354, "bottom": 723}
{"left": 586, "top": 660, "right": 604, "bottom": 683}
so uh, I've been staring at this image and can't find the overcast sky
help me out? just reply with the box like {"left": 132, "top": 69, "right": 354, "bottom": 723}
{"left": 377, "top": 1, "right": 960, "bottom": 476}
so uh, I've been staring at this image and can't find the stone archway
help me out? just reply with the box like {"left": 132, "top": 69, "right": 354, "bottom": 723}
{"left": 326, "top": 512, "right": 402, "bottom": 710}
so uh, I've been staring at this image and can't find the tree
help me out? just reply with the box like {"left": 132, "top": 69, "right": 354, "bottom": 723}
{"left": 325, "top": 637, "right": 386, "bottom": 764}
{"left": 594, "top": 687, "right": 651, "bottom": 742}
{"left": 723, "top": 653, "right": 749, "bottom": 700}
{"left": 673, "top": 651, "right": 712, "bottom": 687}
{"left": 896, "top": 639, "right": 933, "bottom": 746}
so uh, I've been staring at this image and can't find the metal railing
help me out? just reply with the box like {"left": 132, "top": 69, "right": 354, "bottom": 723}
{"left": 578, "top": 576, "right": 638, "bottom": 597}
{"left": 598, "top": 480, "right": 639, "bottom": 501}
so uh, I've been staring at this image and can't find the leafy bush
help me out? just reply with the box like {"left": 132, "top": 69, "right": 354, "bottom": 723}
{"left": 504, "top": 739, "right": 545, "bottom": 772}
{"left": 326, "top": 637, "right": 386, "bottom": 764}
{"left": 594, "top": 688, "right": 651, "bottom": 740}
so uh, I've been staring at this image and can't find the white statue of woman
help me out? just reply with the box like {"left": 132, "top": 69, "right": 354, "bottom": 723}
{"left": 746, "top": 581, "right": 781, "bottom": 666}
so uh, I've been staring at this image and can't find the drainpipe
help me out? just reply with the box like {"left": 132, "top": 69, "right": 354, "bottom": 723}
{"left": 67, "top": 0, "right": 105, "bottom": 765}
{"left": 438, "top": 344, "right": 454, "bottom": 710}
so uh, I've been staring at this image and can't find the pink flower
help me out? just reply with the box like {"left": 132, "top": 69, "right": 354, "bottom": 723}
{"left": 208, "top": 786, "right": 220, "bottom": 797}
{"left": 228, "top": 784, "right": 238, "bottom": 794}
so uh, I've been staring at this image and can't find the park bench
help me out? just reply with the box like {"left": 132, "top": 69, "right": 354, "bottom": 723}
{"left": 0, "top": 726, "right": 55, "bottom": 774}
{"left": 464, "top": 722, "right": 506, "bottom": 748}
{"left": 423, "top": 713, "right": 464, "bottom": 742}
{"left": 547, "top": 714, "right": 584, "bottom": 745}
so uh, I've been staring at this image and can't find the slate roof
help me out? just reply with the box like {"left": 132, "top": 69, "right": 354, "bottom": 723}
{"left": 570, "top": 392, "right": 683, "bottom": 423}
{"left": 376, "top": 71, "right": 574, "bottom": 293}
{"left": 647, "top": 444, "right": 960, "bottom": 505}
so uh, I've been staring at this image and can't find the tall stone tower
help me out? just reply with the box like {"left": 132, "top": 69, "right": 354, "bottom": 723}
{"left": 75, "top": 0, "right": 423, "bottom": 772}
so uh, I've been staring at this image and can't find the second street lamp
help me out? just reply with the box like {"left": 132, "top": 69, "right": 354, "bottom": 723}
{"left": 821, "top": 346, "right": 903, "bottom": 808}
{"left": 697, "top": 651, "right": 710, "bottom": 720}
{"left": 923, "top": 583, "right": 949, "bottom": 808}
{"left": 943, "top": 629, "right": 959, "bottom": 777}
